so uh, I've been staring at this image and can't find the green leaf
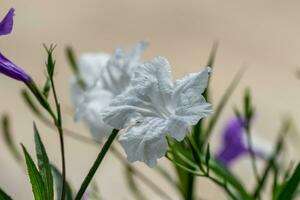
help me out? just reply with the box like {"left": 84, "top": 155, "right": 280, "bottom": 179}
{"left": 204, "top": 67, "right": 245, "bottom": 143}
{"left": 193, "top": 42, "right": 218, "bottom": 145}
{"left": 42, "top": 78, "right": 51, "bottom": 98}
{"left": 34, "top": 123, "right": 54, "bottom": 200}
{"left": 51, "top": 165, "right": 73, "bottom": 200}
{"left": 65, "top": 46, "right": 79, "bottom": 75}
{"left": 208, "top": 160, "right": 252, "bottom": 200}
{"left": 43, "top": 44, "right": 56, "bottom": 78}
{"left": 21, "top": 89, "right": 43, "bottom": 118}
{"left": 203, "top": 41, "right": 218, "bottom": 101}
{"left": 65, "top": 46, "right": 86, "bottom": 89}
{"left": 0, "top": 187, "right": 13, "bottom": 200}
{"left": 75, "top": 129, "right": 119, "bottom": 200}
{"left": 253, "top": 121, "right": 289, "bottom": 198}
{"left": 1, "top": 114, "right": 22, "bottom": 162}
{"left": 205, "top": 144, "right": 210, "bottom": 175}
{"left": 277, "top": 163, "right": 300, "bottom": 200}
{"left": 21, "top": 144, "right": 47, "bottom": 200}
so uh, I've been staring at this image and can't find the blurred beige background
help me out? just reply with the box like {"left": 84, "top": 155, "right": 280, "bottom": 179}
{"left": 1, "top": 0, "right": 300, "bottom": 199}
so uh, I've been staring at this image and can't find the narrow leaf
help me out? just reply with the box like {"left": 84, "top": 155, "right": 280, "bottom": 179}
{"left": 277, "top": 163, "right": 300, "bottom": 200}
{"left": 253, "top": 121, "right": 289, "bottom": 198}
{"left": 34, "top": 123, "right": 54, "bottom": 200}
{"left": 21, "top": 144, "right": 47, "bottom": 200}
{"left": 65, "top": 46, "right": 79, "bottom": 75}
{"left": 51, "top": 165, "right": 73, "bottom": 200}
{"left": 204, "top": 67, "right": 245, "bottom": 141}
{"left": 21, "top": 89, "right": 43, "bottom": 118}
{"left": 42, "top": 78, "right": 51, "bottom": 98}
{"left": 1, "top": 114, "right": 22, "bottom": 162}
{"left": 203, "top": 41, "right": 218, "bottom": 100}
{"left": 0, "top": 187, "right": 13, "bottom": 200}
{"left": 205, "top": 144, "right": 211, "bottom": 175}
{"left": 43, "top": 44, "right": 56, "bottom": 78}
{"left": 65, "top": 46, "right": 86, "bottom": 89}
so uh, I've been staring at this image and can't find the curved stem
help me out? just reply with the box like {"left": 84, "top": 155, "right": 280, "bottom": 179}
{"left": 75, "top": 130, "right": 118, "bottom": 200}
{"left": 49, "top": 76, "right": 66, "bottom": 200}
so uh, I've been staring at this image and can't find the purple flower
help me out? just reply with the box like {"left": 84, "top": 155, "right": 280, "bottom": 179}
{"left": 0, "top": 8, "right": 15, "bottom": 36}
{"left": 215, "top": 117, "right": 265, "bottom": 167}
{"left": 0, "top": 52, "right": 31, "bottom": 82}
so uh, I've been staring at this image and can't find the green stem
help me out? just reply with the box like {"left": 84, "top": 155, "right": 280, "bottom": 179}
{"left": 49, "top": 76, "right": 66, "bottom": 200}
{"left": 75, "top": 129, "right": 119, "bottom": 200}
{"left": 244, "top": 124, "right": 260, "bottom": 184}
{"left": 201, "top": 174, "right": 239, "bottom": 200}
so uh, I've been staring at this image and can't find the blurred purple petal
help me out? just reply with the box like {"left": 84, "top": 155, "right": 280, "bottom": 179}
{"left": 0, "top": 8, "right": 15, "bottom": 36}
{"left": 0, "top": 52, "right": 31, "bottom": 82}
{"left": 215, "top": 117, "right": 265, "bottom": 167}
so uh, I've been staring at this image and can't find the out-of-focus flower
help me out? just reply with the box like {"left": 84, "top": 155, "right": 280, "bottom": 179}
{"left": 70, "top": 42, "right": 147, "bottom": 142}
{"left": 0, "top": 52, "right": 31, "bottom": 83}
{"left": 215, "top": 117, "right": 270, "bottom": 167}
{"left": 101, "top": 57, "right": 213, "bottom": 167}
{"left": 0, "top": 8, "right": 14, "bottom": 36}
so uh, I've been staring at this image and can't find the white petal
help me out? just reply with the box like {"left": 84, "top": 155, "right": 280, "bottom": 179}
{"left": 173, "top": 67, "right": 211, "bottom": 101}
{"left": 124, "top": 41, "right": 148, "bottom": 72}
{"left": 119, "top": 117, "right": 168, "bottom": 167}
{"left": 75, "top": 87, "right": 114, "bottom": 141}
{"left": 99, "top": 42, "right": 147, "bottom": 95}
{"left": 78, "top": 53, "right": 110, "bottom": 87}
{"left": 175, "top": 95, "right": 213, "bottom": 125}
{"left": 131, "top": 57, "right": 173, "bottom": 114}
{"left": 101, "top": 89, "right": 158, "bottom": 129}
{"left": 70, "top": 76, "right": 85, "bottom": 107}
{"left": 166, "top": 116, "right": 190, "bottom": 141}
{"left": 172, "top": 67, "right": 213, "bottom": 126}
{"left": 101, "top": 58, "right": 176, "bottom": 129}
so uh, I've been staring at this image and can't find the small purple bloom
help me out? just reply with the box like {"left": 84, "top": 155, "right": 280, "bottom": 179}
{"left": 215, "top": 117, "right": 264, "bottom": 167}
{"left": 0, "top": 52, "right": 31, "bottom": 82}
{"left": 0, "top": 8, "right": 15, "bottom": 36}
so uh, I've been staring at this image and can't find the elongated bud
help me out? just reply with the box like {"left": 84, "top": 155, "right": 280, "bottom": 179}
{"left": 0, "top": 8, "right": 15, "bottom": 36}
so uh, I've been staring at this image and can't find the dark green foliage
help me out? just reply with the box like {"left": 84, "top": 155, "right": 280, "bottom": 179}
{"left": 0, "top": 188, "right": 13, "bottom": 200}
{"left": 34, "top": 124, "right": 54, "bottom": 200}
{"left": 21, "top": 144, "right": 47, "bottom": 200}
{"left": 51, "top": 165, "right": 73, "bottom": 200}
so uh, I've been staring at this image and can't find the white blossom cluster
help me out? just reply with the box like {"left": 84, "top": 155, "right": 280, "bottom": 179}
{"left": 70, "top": 42, "right": 213, "bottom": 167}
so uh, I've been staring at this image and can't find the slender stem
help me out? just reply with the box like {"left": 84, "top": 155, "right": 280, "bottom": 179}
{"left": 244, "top": 124, "right": 260, "bottom": 184}
{"left": 36, "top": 113, "right": 176, "bottom": 199}
{"left": 200, "top": 174, "right": 239, "bottom": 200}
{"left": 75, "top": 129, "right": 119, "bottom": 200}
{"left": 49, "top": 77, "right": 66, "bottom": 200}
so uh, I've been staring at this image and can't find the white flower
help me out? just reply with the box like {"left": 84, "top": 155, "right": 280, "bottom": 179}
{"left": 70, "top": 42, "right": 147, "bottom": 141}
{"left": 101, "top": 57, "right": 213, "bottom": 167}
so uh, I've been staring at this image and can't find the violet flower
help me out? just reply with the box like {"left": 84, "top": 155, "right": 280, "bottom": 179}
{"left": 215, "top": 117, "right": 266, "bottom": 167}
{"left": 0, "top": 8, "right": 15, "bottom": 36}
{"left": 0, "top": 52, "right": 31, "bottom": 83}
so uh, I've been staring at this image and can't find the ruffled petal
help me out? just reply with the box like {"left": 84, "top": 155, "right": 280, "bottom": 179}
{"left": 130, "top": 57, "right": 173, "bottom": 114}
{"left": 173, "top": 67, "right": 211, "bottom": 105}
{"left": 119, "top": 117, "right": 168, "bottom": 167}
{"left": 101, "top": 89, "right": 158, "bottom": 129}
{"left": 172, "top": 67, "right": 213, "bottom": 125}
